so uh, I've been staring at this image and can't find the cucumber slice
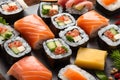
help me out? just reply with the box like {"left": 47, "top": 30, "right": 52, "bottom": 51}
{"left": 1, "top": 31, "right": 12, "bottom": 40}
{"left": 57, "top": 22, "right": 65, "bottom": 26}
{"left": 11, "top": 47, "right": 20, "bottom": 55}
{"left": 110, "top": 28, "right": 118, "bottom": 35}
{"left": 42, "top": 5, "right": 52, "bottom": 10}
{"left": 66, "top": 35, "right": 74, "bottom": 42}
{"left": 47, "top": 41, "right": 56, "bottom": 52}
{"left": 54, "top": 40, "right": 62, "bottom": 47}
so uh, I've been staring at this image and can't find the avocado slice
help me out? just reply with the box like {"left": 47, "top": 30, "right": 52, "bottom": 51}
{"left": 110, "top": 28, "right": 118, "bottom": 35}
{"left": 1, "top": 31, "right": 12, "bottom": 40}
{"left": 11, "top": 47, "right": 20, "bottom": 55}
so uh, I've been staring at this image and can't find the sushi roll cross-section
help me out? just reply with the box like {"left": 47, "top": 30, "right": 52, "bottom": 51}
{"left": 51, "top": 13, "right": 76, "bottom": 29}
{"left": 0, "top": 23, "right": 19, "bottom": 45}
{"left": 96, "top": 0, "right": 120, "bottom": 16}
{"left": 43, "top": 38, "right": 72, "bottom": 67}
{"left": 98, "top": 24, "right": 120, "bottom": 50}
{"left": 58, "top": 65, "right": 96, "bottom": 80}
{"left": 7, "top": 56, "right": 52, "bottom": 80}
{"left": 59, "top": 26, "right": 89, "bottom": 47}
{"left": 39, "top": 2, "right": 62, "bottom": 18}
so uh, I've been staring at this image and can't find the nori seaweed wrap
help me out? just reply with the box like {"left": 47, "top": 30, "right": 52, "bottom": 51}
{"left": 38, "top": 2, "right": 62, "bottom": 25}
{"left": 0, "top": 0, "right": 24, "bottom": 24}
{"left": 0, "top": 23, "right": 19, "bottom": 47}
{"left": 96, "top": 0, "right": 120, "bottom": 16}
{"left": 51, "top": 13, "right": 76, "bottom": 37}
{"left": 59, "top": 26, "right": 89, "bottom": 47}
{"left": 43, "top": 38, "right": 72, "bottom": 67}
{"left": 98, "top": 24, "right": 120, "bottom": 50}
{"left": 1, "top": 36, "right": 31, "bottom": 65}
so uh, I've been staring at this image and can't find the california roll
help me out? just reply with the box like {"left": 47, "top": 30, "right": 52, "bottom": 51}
{"left": 43, "top": 38, "right": 72, "bottom": 67}
{"left": 58, "top": 65, "right": 96, "bottom": 80}
{"left": 0, "top": 23, "right": 19, "bottom": 46}
{"left": 1, "top": 36, "right": 31, "bottom": 65}
{"left": 98, "top": 24, "right": 120, "bottom": 50}
{"left": 59, "top": 26, "right": 89, "bottom": 47}
{"left": 0, "top": 0, "right": 23, "bottom": 24}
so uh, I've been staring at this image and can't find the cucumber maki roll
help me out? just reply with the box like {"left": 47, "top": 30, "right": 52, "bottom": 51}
{"left": 0, "top": 23, "right": 19, "bottom": 46}
{"left": 2, "top": 36, "right": 31, "bottom": 65}
{"left": 58, "top": 65, "right": 96, "bottom": 80}
{"left": 43, "top": 38, "right": 72, "bottom": 67}
{"left": 96, "top": 0, "right": 120, "bottom": 16}
{"left": 0, "top": 0, "right": 23, "bottom": 24}
{"left": 59, "top": 26, "right": 89, "bottom": 47}
{"left": 98, "top": 24, "right": 120, "bottom": 50}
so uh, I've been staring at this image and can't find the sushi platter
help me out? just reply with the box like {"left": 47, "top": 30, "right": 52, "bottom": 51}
{"left": 1, "top": 0, "right": 120, "bottom": 80}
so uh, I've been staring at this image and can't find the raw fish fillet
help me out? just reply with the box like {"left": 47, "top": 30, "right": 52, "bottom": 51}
{"left": 7, "top": 56, "right": 52, "bottom": 80}
{"left": 14, "top": 14, "right": 55, "bottom": 49}
{"left": 77, "top": 10, "right": 109, "bottom": 37}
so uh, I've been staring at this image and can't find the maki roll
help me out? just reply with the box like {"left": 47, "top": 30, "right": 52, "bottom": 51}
{"left": 0, "top": 23, "right": 19, "bottom": 47}
{"left": 58, "top": 65, "right": 96, "bottom": 80}
{"left": 98, "top": 24, "right": 120, "bottom": 50}
{"left": 59, "top": 26, "right": 89, "bottom": 48}
{"left": 51, "top": 13, "right": 75, "bottom": 36}
{"left": 1, "top": 36, "right": 31, "bottom": 65}
{"left": 96, "top": 0, "right": 120, "bottom": 16}
{"left": 43, "top": 38, "right": 72, "bottom": 67}
{"left": 0, "top": 0, "right": 23, "bottom": 24}
{"left": 39, "top": 2, "right": 62, "bottom": 18}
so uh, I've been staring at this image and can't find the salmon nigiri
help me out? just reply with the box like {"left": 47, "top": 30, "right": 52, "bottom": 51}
{"left": 14, "top": 14, "right": 55, "bottom": 49}
{"left": 7, "top": 56, "right": 52, "bottom": 80}
{"left": 77, "top": 10, "right": 109, "bottom": 38}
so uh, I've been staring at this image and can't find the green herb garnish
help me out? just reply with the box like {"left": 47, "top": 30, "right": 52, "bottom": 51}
{"left": 110, "top": 50, "right": 120, "bottom": 70}
{"left": 0, "top": 17, "right": 8, "bottom": 25}
{"left": 95, "top": 71, "right": 108, "bottom": 80}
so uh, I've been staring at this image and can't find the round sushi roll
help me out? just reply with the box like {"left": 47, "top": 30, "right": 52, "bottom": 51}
{"left": 0, "top": 23, "right": 19, "bottom": 46}
{"left": 58, "top": 64, "right": 96, "bottom": 80}
{"left": 96, "top": 0, "right": 120, "bottom": 16}
{"left": 0, "top": 0, "right": 24, "bottom": 24}
{"left": 38, "top": 2, "right": 62, "bottom": 25}
{"left": 98, "top": 24, "right": 120, "bottom": 50}
{"left": 59, "top": 26, "right": 89, "bottom": 47}
{"left": 43, "top": 38, "right": 72, "bottom": 67}
{"left": 1, "top": 36, "right": 31, "bottom": 65}
{"left": 51, "top": 13, "right": 76, "bottom": 37}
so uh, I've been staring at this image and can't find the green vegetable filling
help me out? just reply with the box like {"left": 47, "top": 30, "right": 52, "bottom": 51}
{"left": 66, "top": 36, "right": 74, "bottom": 42}
{"left": 0, "top": 31, "right": 12, "bottom": 40}
{"left": 95, "top": 71, "right": 108, "bottom": 80}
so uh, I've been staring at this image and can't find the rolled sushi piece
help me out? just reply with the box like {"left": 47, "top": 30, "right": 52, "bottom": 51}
{"left": 58, "top": 65, "right": 96, "bottom": 80}
{"left": 1, "top": 36, "right": 31, "bottom": 65}
{"left": 38, "top": 2, "right": 62, "bottom": 18}
{"left": 59, "top": 26, "right": 89, "bottom": 47}
{"left": 43, "top": 38, "right": 72, "bottom": 67}
{"left": 96, "top": 0, "right": 120, "bottom": 16}
{"left": 0, "top": 0, "right": 24, "bottom": 24}
{"left": 0, "top": 23, "right": 19, "bottom": 46}
{"left": 98, "top": 24, "right": 120, "bottom": 50}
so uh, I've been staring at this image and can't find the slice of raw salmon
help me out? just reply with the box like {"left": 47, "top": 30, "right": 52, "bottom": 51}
{"left": 77, "top": 10, "right": 109, "bottom": 38}
{"left": 7, "top": 56, "right": 52, "bottom": 80}
{"left": 14, "top": 14, "right": 55, "bottom": 49}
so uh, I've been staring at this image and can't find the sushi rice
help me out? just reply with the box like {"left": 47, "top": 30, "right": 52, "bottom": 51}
{"left": 98, "top": 24, "right": 120, "bottom": 46}
{"left": 0, "top": 0, "right": 23, "bottom": 15}
{"left": 43, "top": 38, "right": 72, "bottom": 59}
{"left": 97, "top": 0, "right": 120, "bottom": 11}
{"left": 40, "top": 2, "right": 63, "bottom": 18}
{"left": 59, "top": 26, "right": 89, "bottom": 47}
{"left": 4, "top": 36, "right": 31, "bottom": 58}
{"left": 51, "top": 13, "right": 76, "bottom": 29}
{"left": 58, "top": 64, "right": 96, "bottom": 80}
